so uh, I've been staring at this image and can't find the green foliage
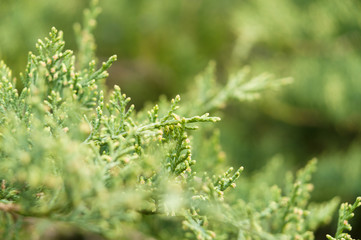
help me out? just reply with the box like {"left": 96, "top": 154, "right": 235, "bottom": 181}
{"left": 327, "top": 197, "right": 361, "bottom": 240}
{"left": 186, "top": 61, "right": 292, "bottom": 114}
{"left": 0, "top": 1, "right": 360, "bottom": 240}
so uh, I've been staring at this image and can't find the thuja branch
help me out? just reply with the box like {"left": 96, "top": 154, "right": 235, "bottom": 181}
{"left": 327, "top": 197, "right": 361, "bottom": 240}
{"left": 136, "top": 114, "right": 220, "bottom": 133}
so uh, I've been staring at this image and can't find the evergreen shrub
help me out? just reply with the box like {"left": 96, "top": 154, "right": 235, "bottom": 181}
{"left": 0, "top": 1, "right": 360, "bottom": 239}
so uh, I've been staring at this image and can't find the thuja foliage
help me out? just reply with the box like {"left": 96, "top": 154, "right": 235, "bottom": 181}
{"left": 0, "top": 1, "right": 360, "bottom": 240}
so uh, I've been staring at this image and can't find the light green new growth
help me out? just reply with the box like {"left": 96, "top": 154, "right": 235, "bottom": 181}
{"left": 189, "top": 61, "right": 292, "bottom": 114}
{"left": 326, "top": 197, "right": 361, "bottom": 240}
{"left": 0, "top": 1, "right": 360, "bottom": 240}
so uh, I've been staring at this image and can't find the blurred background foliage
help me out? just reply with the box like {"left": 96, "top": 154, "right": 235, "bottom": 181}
{"left": 1, "top": 0, "right": 360, "bottom": 236}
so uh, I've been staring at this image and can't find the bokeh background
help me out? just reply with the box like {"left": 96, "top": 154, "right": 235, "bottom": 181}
{"left": 1, "top": 0, "right": 360, "bottom": 237}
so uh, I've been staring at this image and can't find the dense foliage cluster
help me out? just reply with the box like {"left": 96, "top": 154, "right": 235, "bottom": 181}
{"left": 0, "top": 1, "right": 360, "bottom": 240}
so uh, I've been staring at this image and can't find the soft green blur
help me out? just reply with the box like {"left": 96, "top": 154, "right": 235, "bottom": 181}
{"left": 1, "top": 0, "right": 361, "bottom": 236}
